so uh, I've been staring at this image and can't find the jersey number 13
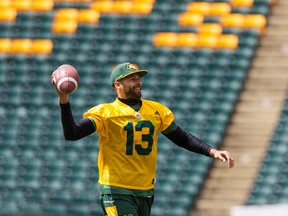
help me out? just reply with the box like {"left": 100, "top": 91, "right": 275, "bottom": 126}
{"left": 124, "top": 120, "right": 154, "bottom": 156}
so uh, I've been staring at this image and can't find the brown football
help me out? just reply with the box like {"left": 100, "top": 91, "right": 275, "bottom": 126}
{"left": 54, "top": 64, "right": 80, "bottom": 94}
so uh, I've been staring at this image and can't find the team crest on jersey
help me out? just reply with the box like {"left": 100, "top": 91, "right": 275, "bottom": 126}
{"left": 127, "top": 63, "right": 139, "bottom": 71}
{"left": 135, "top": 112, "right": 141, "bottom": 119}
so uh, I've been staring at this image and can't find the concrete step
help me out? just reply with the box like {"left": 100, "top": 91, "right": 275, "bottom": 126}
{"left": 265, "top": 27, "right": 288, "bottom": 36}
{"left": 260, "top": 38, "right": 288, "bottom": 47}
{"left": 231, "top": 113, "right": 280, "bottom": 121}
{"left": 204, "top": 178, "right": 254, "bottom": 189}
{"left": 200, "top": 188, "right": 248, "bottom": 200}
{"left": 234, "top": 101, "right": 283, "bottom": 113}
{"left": 223, "top": 135, "right": 270, "bottom": 147}
{"left": 256, "top": 47, "right": 288, "bottom": 57}
{"left": 191, "top": 209, "right": 230, "bottom": 216}
{"left": 244, "top": 79, "right": 288, "bottom": 90}
{"left": 195, "top": 199, "right": 243, "bottom": 210}
{"left": 269, "top": 16, "right": 288, "bottom": 25}
{"left": 248, "top": 70, "right": 288, "bottom": 79}
{"left": 240, "top": 90, "right": 286, "bottom": 101}
{"left": 251, "top": 59, "right": 288, "bottom": 68}
{"left": 209, "top": 167, "right": 255, "bottom": 178}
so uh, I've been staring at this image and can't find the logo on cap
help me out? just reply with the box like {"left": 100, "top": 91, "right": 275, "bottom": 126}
{"left": 127, "top": 63, "right": 139, "bottom": 71}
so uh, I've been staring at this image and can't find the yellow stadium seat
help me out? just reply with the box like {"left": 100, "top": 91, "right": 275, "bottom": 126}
{"left": 32, "top": 0, "right": 54, "bottom": 12}
{"left": 244, "top": 14, "right": 267, "bottom": 31}
{"left": 91, "top": 0, "right": 113, "bottom": 13}
{"left": 133, "top": 0, "right": 155, "bottom": 2}
{"left": 53, "top": 9, "right": 78, "bottom": 33}
{"left": 177, "top": 33, "right": 198, "bottom": 48}
{"left": 230, "top": 0, "right": 254, "bottom": 7}
{"left": 221, "top": 13, "right": 246, "bottom": 28}
{"left": 113, "top": 1, "right": 133, "bottom": 14}
{"left": 197, "top": 34, "right": 218, "bottom": 48}
{"left": 0, "top": 8, "right": 17, "bottom": 22}
{"left": 52, "top": 20, "right": 78, "bottom": 34}
{"left": 178, "top": 13, "right": 204, "bottom": 27}
{"left": 12, "top": 39, "right": 33, "bottom": 54}
{"left": 55, "top": 0, "right": 91, "bottom": 2}
{"left": 132, "top": 2, "right": 153, "bottom": 15}
{"left": 32, "top": 39, "right": 53, "bottom": 55}
{"left": 198, "top": 23, "right": 222, "bottom": 35}
{"left": 78, "top": 9, "right": 100, "bottom": 24}
{"left": 0, "top": 38, "right": 12, "bottom": 53}
{"left": 210, "top": 3, "right": 231, "bottom": 16}
{"left": 217, "top": 34, "right": 238, "bottom": 49}
{"left": 186, "top": 2, "right": 211, "bottom": 15}
{"left": 153, "top": 32, "right": 178, "bottom": 47}
{"left": 54, "top": 8, "right": 79, "bottom": 22}
{"left": 12, "top": 0, "right": 32, "bottom": 11}
{"left": 0, "top": 0, "right": 12, "bottom": 8}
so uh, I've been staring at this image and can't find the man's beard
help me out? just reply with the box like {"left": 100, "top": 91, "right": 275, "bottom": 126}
{"left": 123, "top": 85, "right": 142, "bottom": 100}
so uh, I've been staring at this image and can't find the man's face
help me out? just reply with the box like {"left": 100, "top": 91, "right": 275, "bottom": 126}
{"left": 115, "top": 74, "right": 142, "bottom": 100}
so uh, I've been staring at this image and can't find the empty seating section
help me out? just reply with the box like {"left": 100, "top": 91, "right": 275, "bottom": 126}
{"left": 0, "top": 0, "right": 273, "bottom": 215}
{"left": 247, "top": 97, "right": 288, "bottom": 205}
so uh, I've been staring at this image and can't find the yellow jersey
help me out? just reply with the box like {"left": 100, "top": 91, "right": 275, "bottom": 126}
{"left": 83, "top": 98, "right": 174, "bottom": 190}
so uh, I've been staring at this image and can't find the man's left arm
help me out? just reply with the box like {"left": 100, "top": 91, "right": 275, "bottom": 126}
{"left": 162, "top": 122, "right": 234, "bottom": 168}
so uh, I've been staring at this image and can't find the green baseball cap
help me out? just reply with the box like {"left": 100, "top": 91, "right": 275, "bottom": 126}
{"left": 110, "top": 62, "right": 148, "bottom": 87}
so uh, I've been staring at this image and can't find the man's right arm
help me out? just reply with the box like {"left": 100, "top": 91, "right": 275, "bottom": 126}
{"left": 52, "top": 70, "right": 95, "bottom": 141}
{"left": 60, "top": 102, "right": 95, "bottom": 141}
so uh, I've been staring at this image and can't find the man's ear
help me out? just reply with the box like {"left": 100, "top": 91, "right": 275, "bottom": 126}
{"left": 114, "top": 82, "right": 121, "bottom": 89}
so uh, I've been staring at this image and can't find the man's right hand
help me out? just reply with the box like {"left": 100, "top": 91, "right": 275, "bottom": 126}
{"left": 51, "top": 70, "right": 70, "bottom": 104}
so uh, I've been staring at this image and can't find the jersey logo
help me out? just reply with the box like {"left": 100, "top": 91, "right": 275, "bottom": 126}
{"left": 154, "top": 111, "right": 160, "bottom": 116}
{"left": 135, "top": 112, "right": 141, "bottom": 119}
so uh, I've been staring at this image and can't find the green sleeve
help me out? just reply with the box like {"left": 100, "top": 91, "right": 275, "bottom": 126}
{"left": 162, "top": 121, "right": 178, "bottom": 134}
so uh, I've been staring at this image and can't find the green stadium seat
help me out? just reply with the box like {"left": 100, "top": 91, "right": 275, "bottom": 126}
{"left": 25, "top": 188, "right": 49, "bottom": 202}
{"left": 0, "top": 201, "right": 18, "bottom": 213}
{"left": 67, "top": 203, "right": 91, "bottom": 215}
{"left": 42, "top": 202, "right": 67, "bottom": 214}
{"left": 0, "top": 22, "right": 13, "bottom": 37}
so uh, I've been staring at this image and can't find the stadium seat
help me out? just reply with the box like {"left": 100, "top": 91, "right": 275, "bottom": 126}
{"left": 0, "top": 201, "right": 18, "bottom": 213}
{"left": 198, "top": 23, "right": 223, "bottom": 35}
{"left": 0, "top": 7, "right": 17, "bottom": 22}
{"left": 177, "top": 33, "right": 198, "bottom": 48}
{"left": 186, "top": 2, "right": 211, "bottom": 15}
{"left": 10, "top": 39, "right": 32, "bottom": 54}
{"left": 53, "top": 8, "right": 79, "bottom": 34}
{"left": 244, "top": 14, "right": 267, "bottom": 32}
{"left": 210, "top": 2, "right": 231, "bottom": 16}
{"left": 42, "top": 202, "right": 67, "bottom": 214}
{"left": 230, "top": 0, "right": 254, "bottom": 7}
{"left": 32, "top": 0, "right": 54, "bottom": 12}
{"left": 178, "top": 13, "right": 204, "bottom": 27}
{"left": 132, "top": 2, "right": 154, "bottom": 15}
{"left": 113, "top": 0, "right": 133, "bottom": 14}
{"left": 78, "top": 9, "right": 100, "bottom": 24}
{"left": 197, "top": 34, "right": 218, "bottom": 48}
{"left": 91, "top": 0, "right": 114, "bottom": 13}
{"left": 153, "top": 32, "right": 178, "bottom": 47}
{"left": 0, "top": 0, "right": 12, "bottom": 8}
{"left": 217, "top": 34, "right": 239, "bottom": 49}
{"left": 31, "top": 39, "right": 53, "bottom": 55}
{"left": 0, "top": 38, "right": 12, "bottom": 53}
{"left": 221, "top": 13, "right": 246, "bottom": 28}
{"left": 0, "top": 23, "right": 12, "bottom": 38}
{"left": 12, "top": 0, "right": 32, "bottom": 11}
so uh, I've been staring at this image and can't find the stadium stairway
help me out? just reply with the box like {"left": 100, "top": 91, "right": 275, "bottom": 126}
{"left": 191, "top": 0, "right": 288, "bottom": 216}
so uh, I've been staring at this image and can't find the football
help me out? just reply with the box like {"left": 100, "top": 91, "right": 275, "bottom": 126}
{"left": 54, "top": 64, "right": 80, "bottom": 94}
